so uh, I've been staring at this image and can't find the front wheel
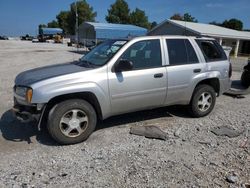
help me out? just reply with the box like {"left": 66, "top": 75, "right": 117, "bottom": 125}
{"left": 47, "top": 99, "right": 97, "bottom": 145}
{"left": 189, "top": 84, "right": 216, "bottom": 118}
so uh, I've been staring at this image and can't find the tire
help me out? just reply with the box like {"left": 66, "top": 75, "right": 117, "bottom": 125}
{"left": 241, "top": 70, "right": 250, "bottom": 87}
{"left": 189, "top": 84, "right": 216, "bottom": 118}
{"left": 47, "top": 99, "right": 97, "bottom": 145}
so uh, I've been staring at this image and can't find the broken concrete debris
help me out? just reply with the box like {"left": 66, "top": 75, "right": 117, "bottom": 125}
{"left": 211, "top": 126, "right": 243, "bottom": 138}
{"left": 174, "top": 125, "right": 182, "bottom": 138}
{"left": 226, "top": 174, "right": 239, "bottom": 184}
{"left": 130, "top": 125, "right": 168, "bottom": 140}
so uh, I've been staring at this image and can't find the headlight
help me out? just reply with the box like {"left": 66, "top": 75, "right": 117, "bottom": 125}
{"left": 15, "top": 86, "right": 33, "bottom": 103}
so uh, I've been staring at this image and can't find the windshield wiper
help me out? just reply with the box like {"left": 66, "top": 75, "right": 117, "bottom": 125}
{"left": 76, "top": 59, "right": 100, "bottom": 68}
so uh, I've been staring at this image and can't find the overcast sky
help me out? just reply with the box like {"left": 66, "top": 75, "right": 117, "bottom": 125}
{"left": 0, "top": 0, "right": 249, "bottom": 36}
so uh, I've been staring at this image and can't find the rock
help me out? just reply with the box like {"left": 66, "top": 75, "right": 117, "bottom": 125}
{"left": 211, "top": 126, "right": 243, "bottom": 138}
{"left": 174, "top": 126, "right": 182, "bottom": 138}
{"left": 21, "top": 183, "right": 28, "bottom": 188}
{"left": 60, "top": 173, "right": 68, "bottom": 177}
{"left": 226, "top": 175, "right": 238, "bottom": 183}
{"left": 130, "top": 125, "right": 168, "bottom": 140}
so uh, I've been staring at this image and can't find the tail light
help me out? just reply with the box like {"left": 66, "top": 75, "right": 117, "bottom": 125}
{"left": 229, "top": 62, "right": 232, "bottom": 78}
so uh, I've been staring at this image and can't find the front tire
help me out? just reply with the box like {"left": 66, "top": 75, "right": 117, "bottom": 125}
{"left": 189, "top": 84, "right": 216, "bottom": 118}
{"left": 47, "top": 99, "right": 97, "bottom": 145}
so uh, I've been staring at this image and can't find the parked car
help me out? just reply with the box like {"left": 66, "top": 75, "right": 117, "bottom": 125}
{"left": 241, "top": 60, "right": 250, "bottom": 87}
{"left": 20, "top": 34, "right": 34, "bottom": 41}
{"left": 12, "top": 36, "right": 232, "bottom": 144}
{"left": 0, "top": 36, "right": 8, "bottom": 40}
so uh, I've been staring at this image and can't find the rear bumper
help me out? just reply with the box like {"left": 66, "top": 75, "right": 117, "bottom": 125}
{"left": 220, "top": 78, "right": 232, "bottom": 95}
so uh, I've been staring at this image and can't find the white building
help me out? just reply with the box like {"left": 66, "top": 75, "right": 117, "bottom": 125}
{"left": 148, "top": 19, "right": 250, "bottom": 57}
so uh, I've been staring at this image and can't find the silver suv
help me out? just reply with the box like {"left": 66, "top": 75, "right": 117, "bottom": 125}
{"left": 13, "top": 36, "right": 232, "bottom": 144}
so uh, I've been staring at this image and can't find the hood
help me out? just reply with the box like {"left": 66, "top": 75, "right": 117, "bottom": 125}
{"left": 15, "top": 62, "right": 91, "bottom": 86}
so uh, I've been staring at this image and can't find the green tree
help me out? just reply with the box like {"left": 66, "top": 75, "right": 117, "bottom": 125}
{"left": 130, "top": 8, "right": 150, "bottom": 29}
{"left": 183, "top": 13, "right": 198, "bottom": 22}
{"left": 170, "top": 13, "right": 198, "bottom": 23}
{"left": 56, "top": 11, "right": 70, "bottom": 34}
{"left": 170, "top": 13, "right": 183, "bottom": 21}
{"left": 67, "top": 0, "right": 97, "bottom": 35}
{"left": 209, "top": 21, "right": 222, "bottom": 26}
{"left": 38, "top": 24, "right": 47, "bottom": 35}
{"left": 222, "top": 19, "right": 243, "bottom": 30}
{"left": 45, "top": 0, "right": 96, "bottom": 35}
{"left": 47, "top": 20, "right": 59, "bottom": 28}
{"left": 150, "top": 21, "right": 158, "bottom": 29}
{"left": 106, "top": 0, "right": 130, "bottom": 24}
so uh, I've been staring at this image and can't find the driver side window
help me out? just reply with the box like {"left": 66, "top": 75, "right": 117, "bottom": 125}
{"left": 120, "top": 39, "right": 162, "bottom": 70}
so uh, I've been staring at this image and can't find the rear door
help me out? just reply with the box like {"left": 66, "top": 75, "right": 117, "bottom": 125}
{"left": 195, "top": 39, "right": 229, "bottom": 75}
{"left": 108, "top": 39, "right": 167, "bottom": 115}
{"left": 164, "top": 38, "right": 206, "bottom": 105}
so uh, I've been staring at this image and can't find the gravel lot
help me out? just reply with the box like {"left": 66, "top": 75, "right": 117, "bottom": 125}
{"left": 0, "top": 40, "right": 249, "bottom": 187}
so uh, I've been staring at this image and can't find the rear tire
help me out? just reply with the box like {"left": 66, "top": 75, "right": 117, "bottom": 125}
{"left": 47, "top": 99, "right": 97, "bottom": 145}
{"left": 241, "top": 70, "right": 250, "bottom": 87}
{"left": 189, "top": 84, "right": 216, "bottom": 118}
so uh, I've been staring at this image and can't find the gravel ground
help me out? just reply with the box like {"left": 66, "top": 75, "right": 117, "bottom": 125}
{"left": 0, "top": 40, "right": 249, "bottom": 187}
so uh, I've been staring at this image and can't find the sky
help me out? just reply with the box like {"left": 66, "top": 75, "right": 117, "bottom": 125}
{"left": 0, "top": 0, "right": 249, "bottom": 36}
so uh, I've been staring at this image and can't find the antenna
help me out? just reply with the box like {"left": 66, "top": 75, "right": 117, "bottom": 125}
{"left": 75, "top": 0, "right": 79, "bottom": 50}
{"left": 184, "top": 20, "right": 187, "bottom": 36}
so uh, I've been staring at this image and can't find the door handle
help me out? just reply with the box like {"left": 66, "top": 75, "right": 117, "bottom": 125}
{"left": 154, "top": 73, "right": 164, "bottom": 78}
{"left": 193, "top": 69, "right": 201, "bottom": 73}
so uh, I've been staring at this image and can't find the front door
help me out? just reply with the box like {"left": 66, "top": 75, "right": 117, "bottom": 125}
{"left": 108, "top": 39, "right": 167, "bottom": 115}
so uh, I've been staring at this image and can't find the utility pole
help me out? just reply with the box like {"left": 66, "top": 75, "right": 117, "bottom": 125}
{"left": 75, "top": 0, "right": 79, "bottom": 48}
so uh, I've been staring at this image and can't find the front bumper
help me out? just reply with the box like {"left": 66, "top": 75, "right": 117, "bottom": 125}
{"left": 12, "top": 100, "right": 44, "bottom": 123}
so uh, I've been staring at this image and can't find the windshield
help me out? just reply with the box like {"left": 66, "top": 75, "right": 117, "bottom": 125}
{"left": 79, "top": 39, "right": 128, "bottom": 67}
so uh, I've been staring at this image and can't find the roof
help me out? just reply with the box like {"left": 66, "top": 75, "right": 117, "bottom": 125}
{"left": 83, "top": 22, "right": 147, "bottom": 39}
{"left": 150, "top": 19, "right": 250, "bottom": 40}
{"left": 41, "top": 28, "right": 63, "bottom": 35}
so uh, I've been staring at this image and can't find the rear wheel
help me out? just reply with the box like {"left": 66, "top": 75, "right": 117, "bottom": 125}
{"left": 241, "top": 70, "right": 250, "bottom": 87}
{"left": 47, "top": 99, "right": 97, "bottom": 145}
{"left": 189, "top": 84, "right": 216, "bottom": 117}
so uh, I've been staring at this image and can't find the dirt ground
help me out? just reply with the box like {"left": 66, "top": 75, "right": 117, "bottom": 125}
{"left": 0, "top": 40, "right": 249, "bottom": 187}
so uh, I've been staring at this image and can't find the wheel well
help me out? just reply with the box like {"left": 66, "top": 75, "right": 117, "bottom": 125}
{"left": 196, "top": 78, "right": 220, "bottom": 95}
{"left": 43, "top": 92, "right": 103, "bottom": 123}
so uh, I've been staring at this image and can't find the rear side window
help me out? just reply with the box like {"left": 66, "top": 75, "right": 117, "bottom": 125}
{"left": 195, "top": 40, "right": 227, "bottom": 62}
{"left": 166, "top": 39, "right": 199, "bottom": 65}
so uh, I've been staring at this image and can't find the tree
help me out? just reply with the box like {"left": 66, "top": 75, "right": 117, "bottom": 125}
{"left": 209, "top": 21, "right": 222, "bottom": 26}
{"left": 44, "top": 0, "right": 96, "bottom": 35}
{"left": 56, "top": 11, "right": 70, "bottom": 34}
{"left": 38, "top": 24, "right": 47, "bottom": 35}
{"left": 222, "top": 19, "right": 243, "bottom": 30}
{"left": 130, "top": 8, "right": 150, "bottom": 29}
{"left": 209, "top": 19, "right": 243, "bottom": 31}
{"left": 106, "top": 0, "right": 130, "bottom": 24}
{"left": 170, "top": 13, "right": 183, "bottom": 21}
{"left": 47, "top": 20, "right": 59, "bottom": 28}
{"left": 150, "top": 21, "right": 158, "bottom": 29}
{"left": 170, "top": 13, "right": 198, "bottom": 23}
{"left": 67, "top": 0, "right": 97, "bottom": 35}
{"left": 183, "top": 13, "right": 198, "bottom": 22}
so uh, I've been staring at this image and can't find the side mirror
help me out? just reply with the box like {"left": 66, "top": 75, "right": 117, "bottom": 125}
{"left": 114, "top": 59, "right": 133, "bottom": 72}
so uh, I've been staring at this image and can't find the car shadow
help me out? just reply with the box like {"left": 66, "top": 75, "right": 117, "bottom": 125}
{"left": 98, "top": 105, "right": 191, "bottom": 130}
{"left": 0, "top": 110, "right": 58, "bottom": 146}
{"left": 0, "top": 105, "right": 190, "bottom": 146}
